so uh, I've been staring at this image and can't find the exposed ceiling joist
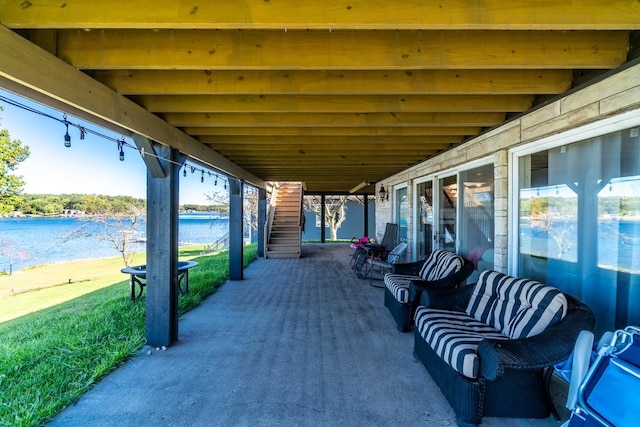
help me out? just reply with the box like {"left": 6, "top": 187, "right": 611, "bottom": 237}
{"left": 2, "top": 1, "right": 639, "bottom": 30}
{"left": 91, "top": 69, "right": 573, "bottom": 95}
{"left": 56, "top": 30, "right": 628, "bottom": 70}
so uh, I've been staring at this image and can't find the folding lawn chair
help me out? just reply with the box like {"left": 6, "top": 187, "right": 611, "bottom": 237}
{"left": 563, "top": 326, "right": 640, "bottom": 427}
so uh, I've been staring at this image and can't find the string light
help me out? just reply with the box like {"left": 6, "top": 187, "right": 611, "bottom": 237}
{"left": 118, "top": 139, "right": 125, "bottom": 161}
{"left": 63, "top": 115, "right": 71, "bottom": 147}
{"left": 1, "top": 94, "right": 232, "bottom": 189}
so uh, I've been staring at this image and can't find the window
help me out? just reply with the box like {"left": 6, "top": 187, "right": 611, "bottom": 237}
{"left": 416, "top": 180, "right": 434, "bottom": 259}
{"left": 460, "top": 163, "right": 494, "bottom": 281}
{"left": 516, "top": 125, "right": 640, "bottom": 335}
{"left": 395, "top": 186, "right": 408, "bottom": 243}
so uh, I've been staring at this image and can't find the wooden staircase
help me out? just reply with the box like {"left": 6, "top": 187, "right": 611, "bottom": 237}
{"left": 266, "top": 182, "right": 303, "bottom": 259}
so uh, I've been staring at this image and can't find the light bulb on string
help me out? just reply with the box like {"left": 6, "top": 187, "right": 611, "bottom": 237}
{"left": 214, "top": 175, "right": 218, "bottom": 186}
{"left": 118, "top": 139, "right": 125, "bottom": 161}
{"left": 201, "top": 170, "right": 204, "bottom": 183}
{"left": 63, "top": 115, "right": 71, "bottom": 147}
{"left": 183, "top": 165, "right": 187, "bottom": 177}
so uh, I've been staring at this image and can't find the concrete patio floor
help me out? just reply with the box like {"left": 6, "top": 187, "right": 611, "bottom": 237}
{"left": 49, "top": 243, "right": 570, "bottom": 426}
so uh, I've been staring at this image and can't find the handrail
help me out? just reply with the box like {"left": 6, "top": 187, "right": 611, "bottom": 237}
{"left": 298, "top": 184, "right": 304, "bottom": 237}
{"left": 200, "top": 231, "right": 230, "bottom": 255}
{"left": 264, "top": 183, "right": 279, "bottom": 248}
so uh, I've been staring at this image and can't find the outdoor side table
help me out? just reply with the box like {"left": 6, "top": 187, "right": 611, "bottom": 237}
{"left": 121, "top": 260, "right": 198, "bottom": 300}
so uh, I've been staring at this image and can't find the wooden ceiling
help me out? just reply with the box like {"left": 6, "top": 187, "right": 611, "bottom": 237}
{"left": 1, "top": 1, "right": 639, "bottom": 194}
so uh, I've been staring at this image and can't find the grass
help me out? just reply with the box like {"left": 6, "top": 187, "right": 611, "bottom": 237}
{"left": 0, "top": 244, "right": 258, "bottom": 427}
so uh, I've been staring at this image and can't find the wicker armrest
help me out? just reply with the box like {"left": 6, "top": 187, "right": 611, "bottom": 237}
{"left": 390, "top": 259, "right": 425, "bottom": 275}
{"left": 410, "top": 258, "right": 474, "bottom": 292}
{"left": 478, "top": 297, "right": 595, "bottom": 381}
{"left": 416, "top": 284, "right": 475, "bottom": 312}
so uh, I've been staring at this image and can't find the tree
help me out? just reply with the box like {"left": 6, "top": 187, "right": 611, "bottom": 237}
{"left": 303, "top": 195, "right": 358, "bottom": 240}
{"left": 206, "top": 185, "right": 257, "bottom": 233}
{"left": 0, "top": 110, "right": 30, "bottom": 215}
{"left": 63, "top": 204, "right": 145, "bottom": 267}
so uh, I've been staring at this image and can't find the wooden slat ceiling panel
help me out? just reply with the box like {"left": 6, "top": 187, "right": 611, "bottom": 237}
{"left": 1, "top": 0, "right": 639, "bottom": 193}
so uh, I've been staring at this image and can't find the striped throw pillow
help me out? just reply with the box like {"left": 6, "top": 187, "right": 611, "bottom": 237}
{"left": 465, "top": 270, "right": 568, "bottom": 339}
{"left": 419, "top": 250, "right": 464, "bottom": 281}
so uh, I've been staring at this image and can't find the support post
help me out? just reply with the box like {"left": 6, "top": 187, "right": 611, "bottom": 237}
{"left": 229, "top": 178, "right": 244, "bottom": 280}
{"left": 144, "top": 143, "right": 184, "bottom": 347}
{"left": 363, "top": 194, "right": 369, "bottom": 238}
{"left": 257, "top": 187, "right": 266, "bottom": 257}
{"left": 320, "top": 194, "right": 326, "bottom": 243}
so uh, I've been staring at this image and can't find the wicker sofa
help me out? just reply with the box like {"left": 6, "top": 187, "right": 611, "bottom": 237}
{"left": 412, "top": 270, "right": 594, "bottom": 426}
{"left": 383, "top": 249, "right": 474, "bottom": 331}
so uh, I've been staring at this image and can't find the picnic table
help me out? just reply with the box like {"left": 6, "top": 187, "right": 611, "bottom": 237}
{"left": 121, "top": 260, "right": 198, "bottom": 300}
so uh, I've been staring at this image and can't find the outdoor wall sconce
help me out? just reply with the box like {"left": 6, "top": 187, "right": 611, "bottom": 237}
{"left": 379, "top": 184, "right": 389, "bottom": 202}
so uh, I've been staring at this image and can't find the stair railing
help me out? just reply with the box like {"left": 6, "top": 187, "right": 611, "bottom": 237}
{"left": 264, "top": 182, "right": 279, "bottom": 250}
{"left": 200, "top": 232, "right": 230, "bottom": 255}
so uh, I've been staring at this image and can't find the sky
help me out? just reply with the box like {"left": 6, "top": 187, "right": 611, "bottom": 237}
{"left": 0, "top": 88, "right": 224, "bottom": 205}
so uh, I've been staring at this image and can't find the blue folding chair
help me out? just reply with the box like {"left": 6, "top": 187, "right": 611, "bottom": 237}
{"left": 563, "top": 326, "right": 640, "bottom": 427}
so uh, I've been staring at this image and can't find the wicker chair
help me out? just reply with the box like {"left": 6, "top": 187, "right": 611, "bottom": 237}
{"left": 412, "top": 271, "right": 595, "bottom": 426}
{"left": 383, "top": 249, "right": 474, "bottom": 331}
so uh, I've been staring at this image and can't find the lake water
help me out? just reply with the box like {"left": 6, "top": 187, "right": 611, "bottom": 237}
{"left": 0, "top": 214, "right": 229, "bottom": 273}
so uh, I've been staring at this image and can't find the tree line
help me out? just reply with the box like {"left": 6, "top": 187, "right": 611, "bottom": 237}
{"left": 13, "top": 194, "right": 226, "bottom": 216}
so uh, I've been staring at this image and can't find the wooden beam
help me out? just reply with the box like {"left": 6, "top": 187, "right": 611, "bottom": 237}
{"left": 210, "top": 139, "right": 452, "bottom": 150}
{"left": 92, "top": 69, "right": 573, "bottom": 95}
{"left": 132, "top": 133, "right": 166, "bottom": 178}
{"left": 184, "top": 126, "right": 482, "bottom": 136}
{"left": 135, "top": 94, "right": 533, "bottom": 113}
{"left": 163, "top": 112, "right": 506, "bottom": 127}
{"left": 0, "top": 25, "right": 264, "bottom": 188}
{"left": 207, "top": 143, "right": 454, "bottom": 152}
{"left": 2, "top": 1, "right": 639, "bottom": 30}
{"left": 199, "top": 135, "right": 463, "bottom": 145}
{"left": 56, "top": 30, "right": 628, "bottom": 70}
{"left": 224, "top": 157, "right": 439, "bottom": 165}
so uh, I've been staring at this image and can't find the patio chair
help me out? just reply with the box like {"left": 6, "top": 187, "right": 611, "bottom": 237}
{"left": 353, "top": 223, "right": 397, "bottom": 278}
{"left": 383, "top": 249, "right": 474, "bottom": 331}
{"left": 363, "top": 242, "right": 408, "bottom": 286}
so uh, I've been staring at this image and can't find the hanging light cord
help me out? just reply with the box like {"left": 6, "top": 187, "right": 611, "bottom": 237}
{"left": 0, "top": 94, "right": 230, "bottom": 188}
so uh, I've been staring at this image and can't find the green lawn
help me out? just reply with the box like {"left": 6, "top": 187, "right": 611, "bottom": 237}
{"left": 0, "top": 245, "right": 258, "bottom": 427}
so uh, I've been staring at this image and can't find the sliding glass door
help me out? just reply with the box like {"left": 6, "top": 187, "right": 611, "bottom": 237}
{"left": 416, "top": 180, "right": 434, "bottom": 259}
{"left": 437, "top": 175, "right": 457, "bottom": 251}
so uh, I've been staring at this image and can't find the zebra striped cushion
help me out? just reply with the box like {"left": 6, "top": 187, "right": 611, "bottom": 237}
{"left": 384, "top": 250, "right": 464, "bottom": 304}
{"left": 465, "top": 270, "right": 568, "bottom": 339}
{"left": 384, "top": 274, "right": 418, "bottom": 303}
{"left": 414, "top": 307, "right": 508, "bottom": 378}
{"left": 419, "top": 249, "right": 464, "bottom": 281}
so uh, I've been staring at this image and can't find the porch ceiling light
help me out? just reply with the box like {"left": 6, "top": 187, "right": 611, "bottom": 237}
{"left": 379, "top": 184, "right": 388, "bottom": 202}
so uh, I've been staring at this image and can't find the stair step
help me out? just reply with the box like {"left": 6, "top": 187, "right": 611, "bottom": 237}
{"left": 267, "top": 182, "right": 302, "bottom": 259}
